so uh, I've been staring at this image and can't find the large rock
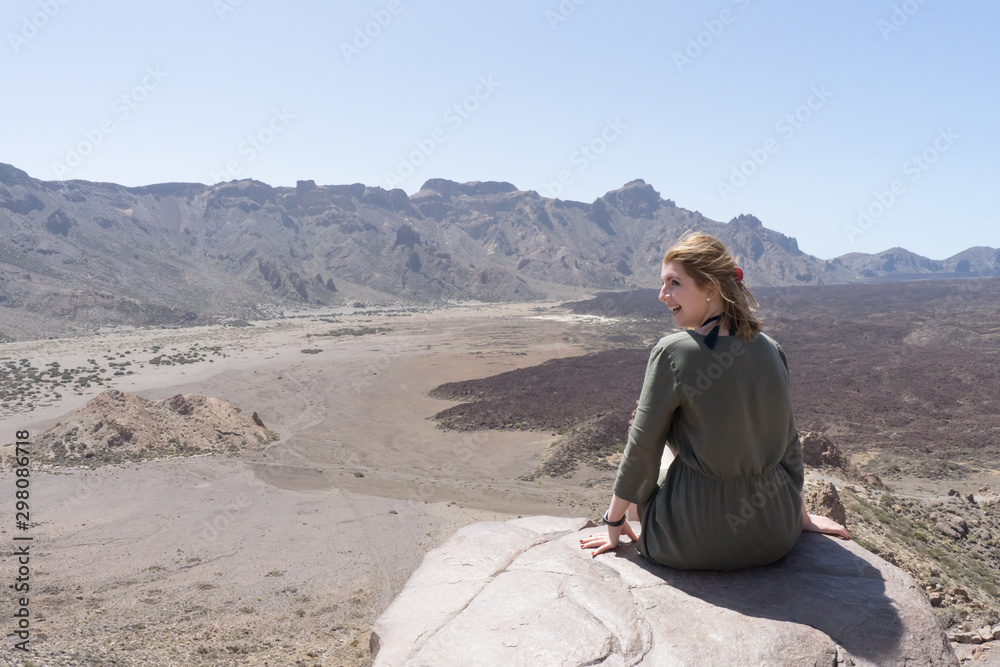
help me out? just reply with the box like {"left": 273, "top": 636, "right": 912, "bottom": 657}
{"left": 801, "top": 431, "right": 849, "bottom": 469}
{"left": 800, "top": 431, "right": 889, "bottom": 489}
{"left": 371, "top": 516, "right": 957, "bottom": 666}
{"left": 805, "top": 480, "right": 848, "bottom": 526}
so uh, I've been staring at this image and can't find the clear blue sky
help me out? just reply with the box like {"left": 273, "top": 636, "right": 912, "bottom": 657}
{"left": 3, "top": 0, "right": 997, "bottom": 260}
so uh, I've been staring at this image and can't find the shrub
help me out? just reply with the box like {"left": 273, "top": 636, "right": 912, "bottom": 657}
{"left": 856, "top": 538, "right": 880, "bottom": 554}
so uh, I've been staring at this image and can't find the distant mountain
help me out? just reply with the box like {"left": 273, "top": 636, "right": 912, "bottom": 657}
{"left": 0, "top": 162, "right": 995, "bottom": 338}
{"left": 949, "top": 246, "right": 1000, "bottom": 272}
{"left": 835, "top": 246, "right": 1000, "bottom": 282}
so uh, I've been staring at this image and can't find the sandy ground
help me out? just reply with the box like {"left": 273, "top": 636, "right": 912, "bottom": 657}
{"left": 0, "top": 300, "right": 632, "bottom": 666}
{"left": 2, "top": 300, "right": 994, "bottom": 665}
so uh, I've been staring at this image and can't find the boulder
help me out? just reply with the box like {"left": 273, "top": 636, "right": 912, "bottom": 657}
{"left": 801, "top": 431, "right": 848, "bottom": 468}
{"left": 799, "top": 431, "right": 888, "bottom": 489}
{"left": 804, "top": 480, "right": 848, "bottom": 526}
{"left": 371, "top": 516, "right": 957, "bottom": 666}
{"left": 948, "top": 631, "right": 982, "bottom": 645}
{"left": 935, "top": 515, "right": 969, "bottom": 540}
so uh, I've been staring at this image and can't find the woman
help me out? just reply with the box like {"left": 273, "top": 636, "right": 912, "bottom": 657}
{"left": 580, "top": 232, "right": 849, "bottom": 570}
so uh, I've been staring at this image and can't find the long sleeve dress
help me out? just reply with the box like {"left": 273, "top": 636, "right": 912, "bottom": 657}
{"left": 612, "top": 330, "right": 804, "bottom": 570}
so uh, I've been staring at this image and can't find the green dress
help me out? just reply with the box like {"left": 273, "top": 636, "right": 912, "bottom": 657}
{"left": 612, "top": 330, "right": 804, "bottom": 570}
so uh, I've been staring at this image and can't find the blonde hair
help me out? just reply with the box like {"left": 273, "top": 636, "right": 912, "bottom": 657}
{"left": 663, "top": 231, "right": 761, "bottom": 341}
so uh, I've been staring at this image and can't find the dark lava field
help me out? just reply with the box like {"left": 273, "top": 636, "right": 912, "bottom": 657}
{"left": 431, "top": 276, "right": 1000, "bottom": 481}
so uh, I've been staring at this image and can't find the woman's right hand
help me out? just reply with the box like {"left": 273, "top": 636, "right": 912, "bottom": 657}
{"left": 579, "top": 520, "right": 641, "bottom": 557}
{"left": 802, "top": 512, "right": 850, "bottom": 540}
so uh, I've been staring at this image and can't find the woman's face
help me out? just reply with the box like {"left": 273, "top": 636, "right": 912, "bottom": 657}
{"left": 659, "top": 261, "right": 716, "bottom": 329}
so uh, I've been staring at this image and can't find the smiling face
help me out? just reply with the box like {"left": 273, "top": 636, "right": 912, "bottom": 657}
{"left": 659, "top": 261, "right": 718, "bottom": 329}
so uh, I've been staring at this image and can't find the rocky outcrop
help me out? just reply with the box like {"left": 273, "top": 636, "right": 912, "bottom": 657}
{"left": 948, "top": 624, "right": 1000, "bottom": 644}
{"left": 418, "top": 178, "right": 518, "bottom": 199}
{"left": 371, "top": 516, "right": 957, "bottom": 666}
{"left": 802, "top": 430, "right": 849, "bottom": 469}
{"left": 45, "top": 209, "right": 76, "bottom": 236}
{"left": 23, "top": 389, "right": 279, "bottom": 468}
{"left": 599, "top": 179, "right": 661, "bottom": 219}
{"left": 801, "top": 430, "right": 888, "bottom": 489}
{"left": 257, "top": 258, "right": 283, "bottom": 290}
{"left": 805, "top": 480, "right": 848, "bottom": 526}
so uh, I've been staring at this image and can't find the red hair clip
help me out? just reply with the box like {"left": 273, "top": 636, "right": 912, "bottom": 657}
{"left": 735, "top": 267, "right": 743, "bottom": 283}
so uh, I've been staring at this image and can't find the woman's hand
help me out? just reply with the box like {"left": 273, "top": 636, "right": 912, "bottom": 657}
{"left": 803, "top": 512, "right": 850, "bottom": 540}
{"left": 579, "top": 521, "right": 640, "bottom": 558}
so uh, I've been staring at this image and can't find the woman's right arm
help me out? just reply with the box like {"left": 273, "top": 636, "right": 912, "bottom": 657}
{"left": 612, "top": 344, "right": 681, "bottom": 508}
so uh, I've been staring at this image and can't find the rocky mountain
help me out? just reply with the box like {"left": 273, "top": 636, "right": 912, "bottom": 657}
{"left": 837, "top": 246, "right": 1000, "bottom": 282}
{"left": 1, "top": 162, "right": 996, "bottom": 338}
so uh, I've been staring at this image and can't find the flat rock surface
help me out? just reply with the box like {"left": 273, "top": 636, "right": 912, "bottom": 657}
{"left": 371, "top": 516, "right": 958, "bottom": 666}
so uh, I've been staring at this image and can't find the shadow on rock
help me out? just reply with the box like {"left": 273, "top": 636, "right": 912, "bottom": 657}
{"left": 626, "top": 533, "right": 914, "bottom": 664}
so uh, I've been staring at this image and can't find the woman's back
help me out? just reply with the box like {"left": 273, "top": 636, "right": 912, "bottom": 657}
{"left": 613, "top": 330, "right": 804, "bottom": 570}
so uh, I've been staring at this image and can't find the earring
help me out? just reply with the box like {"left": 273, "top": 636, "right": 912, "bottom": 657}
{"left": 706, "top": 297, "right": 710, "bottom": 301}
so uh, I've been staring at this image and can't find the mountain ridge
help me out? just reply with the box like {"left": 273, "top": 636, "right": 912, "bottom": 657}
{"left": 1, "top": 162, "right": 996, "bottom": 339}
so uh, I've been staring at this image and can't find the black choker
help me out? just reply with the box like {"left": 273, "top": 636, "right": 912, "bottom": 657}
{"left": 700, "top": 314, "right": 722, "bottom": 350}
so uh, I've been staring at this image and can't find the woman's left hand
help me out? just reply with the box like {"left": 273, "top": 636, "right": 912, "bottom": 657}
{"left": 579, "top": 521, "right": 640, "bottom": 558}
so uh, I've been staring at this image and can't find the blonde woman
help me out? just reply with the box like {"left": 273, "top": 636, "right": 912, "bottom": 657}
{"left": 581, "top": 232, "right": 849, "bottom": 569}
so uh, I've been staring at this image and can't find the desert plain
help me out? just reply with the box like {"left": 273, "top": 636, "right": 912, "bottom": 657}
{"left": 1, "top": 278, "right": 999, "bottom": 666}
{"left": 0, "top": 297, "right": 659, "bottom": 666}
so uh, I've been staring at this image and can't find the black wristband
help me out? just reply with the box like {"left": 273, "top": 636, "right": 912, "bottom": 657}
{"left": 602, "top": 509, "right": 627, "bottom": 527}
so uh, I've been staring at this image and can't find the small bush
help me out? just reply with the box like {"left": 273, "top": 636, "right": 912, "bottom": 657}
{"left": 856, "top": 538, "right": 880, "bottom": 554}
